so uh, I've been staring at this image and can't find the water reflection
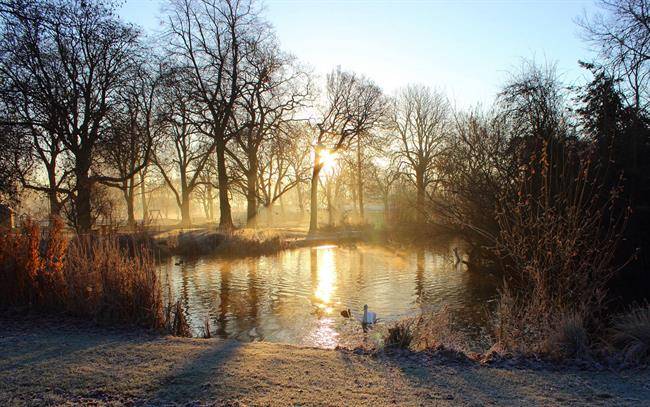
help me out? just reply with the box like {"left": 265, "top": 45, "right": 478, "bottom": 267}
{"left": 159, "top": 243, "right": 498, "bottom": 348}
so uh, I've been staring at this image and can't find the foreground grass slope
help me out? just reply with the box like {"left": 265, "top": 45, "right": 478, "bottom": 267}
{"left": 1, "top": 319, "right": 648, "bottom": 406}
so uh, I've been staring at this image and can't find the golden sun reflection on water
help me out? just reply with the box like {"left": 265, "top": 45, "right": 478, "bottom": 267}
{"left": 314, "top": 245, "right": 336, "bottom": 308}
{"left": 310, "top": 245, "right": 339, "bottom": 346}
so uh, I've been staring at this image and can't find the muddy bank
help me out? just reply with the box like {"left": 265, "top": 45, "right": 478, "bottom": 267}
{"left": 1, "top": 318, "right": 648, "bottom": 406}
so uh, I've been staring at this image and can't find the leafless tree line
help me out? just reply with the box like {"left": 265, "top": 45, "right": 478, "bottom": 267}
{"left": 0, "top": 0, "right": 647, "bottom": 247}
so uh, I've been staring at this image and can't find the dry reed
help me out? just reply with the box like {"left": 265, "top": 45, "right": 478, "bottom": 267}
{"left": 0, "top": 219, "right": 189, "bottom": 335}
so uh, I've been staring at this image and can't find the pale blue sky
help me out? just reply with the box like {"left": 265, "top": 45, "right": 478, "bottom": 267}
{"left": 119, "top": 0, "right": 600, "bottom": 107}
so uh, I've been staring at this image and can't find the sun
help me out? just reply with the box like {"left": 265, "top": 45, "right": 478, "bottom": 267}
{"left": 318, "top": 148, "right": 338, "bottom": 176}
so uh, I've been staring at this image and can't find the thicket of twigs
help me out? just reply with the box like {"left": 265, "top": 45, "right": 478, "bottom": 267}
{"left": 494, "top": 139, "right": 630, "bottom": 357}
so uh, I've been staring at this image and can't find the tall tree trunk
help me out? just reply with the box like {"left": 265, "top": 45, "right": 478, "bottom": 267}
{"left": 309, "top": 154, "right": 322, "bottom": 234}
{"left": 351, "top": 176, "right": 358, "bottom": 216}
{"left": 48, "top": 192, "right": 60, "bottom": 217}
{"left": 206, "top": 182, "right": 214, "bottom": 221}
{"left": 326, "top": 179, "right": 333, "bottom": 226}
{"left": 75, "top": 154, "right": 93, "bottom": 234}
{"left": 46, "top": 164, "right": 61, "bottom": 217}
{"left": 383, "top": 193, "right": 390, "bottom": 223}
{"left": 140, "top": 169, "right": 148, "bottom": 223}
{"left": 416, "top": 170, "right": 425, "bottom": 223}
{"left": 266, "top": 203, "right": 273, "bottom": 226}
{"left": 124, "top": 180, "right": 136, "bottom": 230}
{"left": 296, "top": 183, "right": 304, "bottom": 215}
{"left": 180, "top": 190, "right": 191, "bottom": 228}
{"left": 246, "top": 156, "right": 258, "bottom": 227}
{"left": 357, "top": 137, "right": 364, "bottom": 221}
{"left": 216, "top": 139, "right": 233, "bottom": 230}
{"left": 279, "top": 192, "right": 285, "bottom": 216}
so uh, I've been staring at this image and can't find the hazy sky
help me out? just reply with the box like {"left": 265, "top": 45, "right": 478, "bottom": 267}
{"left": 119, "top": 0, "right": 600, "bottom": 107}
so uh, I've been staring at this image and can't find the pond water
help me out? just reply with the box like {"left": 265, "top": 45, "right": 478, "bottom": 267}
{"left": 159, "top": 243, "right": 499, "bottom": 349}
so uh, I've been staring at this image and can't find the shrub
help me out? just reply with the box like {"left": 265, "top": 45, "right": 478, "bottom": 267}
{"left": 611, "top": 304, "right": 650, "bottom": 363}
{"left": 0, "top": 218, "right": 67, "bottom": 310}
{"left": 544, "top": 313, "right": 589, "bottom": 359}
{"left": 64, "top": 236, "right": 166, "bottom": 329}
{"left": 166, "top": 299, "right": 191, "bottom": 337}
{"left": 494, "top": 138, "right": 628, "bottom": 355}
{"left": 170, "top": 229, "right": 286, "bottom": 257}
{"left": 385, "top": 320, "right": 414, "bottom": 349}
{"left": 214, "top": 229, "right": 286, "bottom": 257}
{"left": 384, "top": 306, "right": 468, "bottom": 352}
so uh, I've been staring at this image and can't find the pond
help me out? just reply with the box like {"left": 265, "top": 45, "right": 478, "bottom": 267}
{"left": 160, "top": 243, "right": 500, "bottom": 349}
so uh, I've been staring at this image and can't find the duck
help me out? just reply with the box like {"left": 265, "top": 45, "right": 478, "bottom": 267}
{"left": 362, "top": 304, "right": 377, "bottom": 325}
{"left": 174, "top": 259, "right": 184, "bottom": 266}
{"left": 340, "top": 308, "right": 352, "bottom": 318}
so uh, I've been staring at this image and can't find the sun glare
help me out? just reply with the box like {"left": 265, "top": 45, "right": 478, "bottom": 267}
{"left": 318, "top": 149, "right": 338, "bottom": 177}
{"left": 314, "top": 246, "right": 336, "bottom": 308}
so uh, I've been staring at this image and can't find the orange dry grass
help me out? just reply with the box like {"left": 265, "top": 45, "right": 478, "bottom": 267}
{"left": 0, "top": 219, "right": 173, "bottom": 331}
{"left": 0, "top": 219, "right": 67, "bottom": 310}
{"left": 64, "top": 236, "right": 165, "bottom": 328}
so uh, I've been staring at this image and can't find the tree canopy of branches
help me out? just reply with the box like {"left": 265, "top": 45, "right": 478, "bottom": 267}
{"left": 579, "top": 0, "right": 650, "bottom": 111}
{"left": 0, "top": 0, "right": 149, "bottom": 232}
{"left": 390, "top": 85, "right": 449, "bottom": 223}
{"left": 164, "top": 0, "right": 263, "bottom": 230}
{"left": 309, "top": 67, "right": 385, "bottom": 232}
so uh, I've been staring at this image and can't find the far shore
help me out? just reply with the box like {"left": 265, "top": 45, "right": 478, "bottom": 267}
{"left": 138, "top": 224, "right": 459, "bottom": 260}
{"left": 1, "top": 317, "right": 648, "bottom": 406}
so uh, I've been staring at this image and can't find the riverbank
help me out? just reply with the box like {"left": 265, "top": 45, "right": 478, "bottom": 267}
{"left": 146, "top": 224, "right": 457, "bottom": 259}
{"left": 1, "top": 318, "right": 648, "bottom": 406}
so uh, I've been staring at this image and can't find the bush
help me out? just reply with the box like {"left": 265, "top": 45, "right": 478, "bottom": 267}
{"left": 169, "top": 229, "right": 286, "bottom": 257}
{"left": 166, "top": 299, "right": 191, "bottom": 337}
{"left": 494, "top": 137, "right": 628, "bottom": 355}
{"left": 384, "top": 306, "right": 468, "bottom": 352}
{"left": 214, "top": 229, "right": 286, "bottom": 257}
{"left": 0, "top": 218, "right": 67, "bottom": 310}
{"left": 64, "top": 235, "right": 165, "bottom": 329}
{"left": 385, "top": 320, "right": 414, "bottom": 349}
{"left": 611, "top": 304, "right": 650, "bottom": 363}
{"left": 545, "top": 313, "right": 589, "bottom": 359}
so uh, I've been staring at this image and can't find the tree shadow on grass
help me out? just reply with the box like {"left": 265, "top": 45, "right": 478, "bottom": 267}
{"left": 150, "top": 339, "right": 243, "bottom": 404}
{"left": 379, "top": 351, "right": 650, "bottom": 405}
{"left": 0, "top": 318, "right": 161, "bottom": 372}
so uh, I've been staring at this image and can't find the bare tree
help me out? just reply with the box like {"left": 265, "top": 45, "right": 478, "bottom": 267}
{"left": 579, "top": 0, "right": 650, "bottom": 111}
{"left": 194, "top": 157, "right": 218, "bottom": 222}
{"left": 390, "top": 85, "right": 449, "bottom": 223}
{"left": 309, "top": 67, "right": 385, "bottom": 233}
{"left": 228, "top": 38, "right": 310, "bottom": 226}
{"left": 368, "top": 159, "right": 401, "bottom": 222}
{"left": 0, "top": 0, "right": 147, "bottom": 232}
{"left": 100, "top": 65, "right": 160, "bottom": 229}
{"left": 154, "top": 68, "right": 216, "bottom": 228}
{"left": 578, "top": 0, "right": 650, "bottom": 182}
{"left": 286, "top": 123, "right": 314, "bottom": 216}
{"left": 256, "top": 130, "right": 303, "bottom": 225}
{"left": 164, "top": 0, "right": 262, "bottom": 230}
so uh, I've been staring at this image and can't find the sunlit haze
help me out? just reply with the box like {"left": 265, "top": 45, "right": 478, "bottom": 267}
{"left": 4, "top": 0, "right": 650, "bottom": 402}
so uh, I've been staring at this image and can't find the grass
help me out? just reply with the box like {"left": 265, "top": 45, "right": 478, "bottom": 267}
{"left": 610, "top": 304, "right": 650, "bottom": 364}
{"left": 384, "top": 306, "right": 469, "bottom": 352}
{"left": 168, "top": 228, "right": 287, "bottom": 257}
{"left": 214, "top": 229, "right": 287, "bottom": 257}
{"left": 0, "top": 218, "right": 190, "bottom": 335}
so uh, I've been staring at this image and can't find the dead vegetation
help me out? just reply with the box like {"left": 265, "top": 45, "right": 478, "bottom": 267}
{"left": 166, "top": 228, "right": 287, "bottom": 257}
{"left": 384, "top": 306, "right": 468, "bottom": 353}
{"left": 610, "top": 304, "right": 650, "bottom": 364}
{"left": 0, "top": 219, "right": 190, "bottom": 336}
